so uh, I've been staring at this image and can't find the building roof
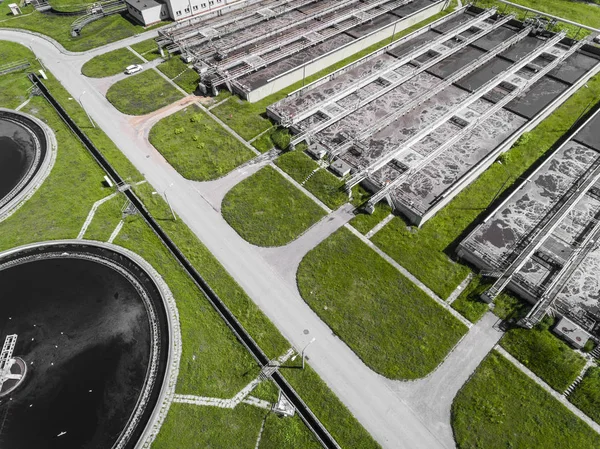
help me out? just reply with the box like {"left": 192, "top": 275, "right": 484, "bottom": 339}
{"left": 126, "top": 0, "right": 163, "bottom": 11}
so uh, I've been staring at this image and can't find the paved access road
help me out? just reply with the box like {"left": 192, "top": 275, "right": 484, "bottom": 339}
{"left": 0, "top": 28, "right": 502, "bottom": 449}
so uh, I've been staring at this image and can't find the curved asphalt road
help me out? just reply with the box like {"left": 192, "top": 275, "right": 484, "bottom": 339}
{"left": 0, "top": 28, "right": 499, "bottom": 449}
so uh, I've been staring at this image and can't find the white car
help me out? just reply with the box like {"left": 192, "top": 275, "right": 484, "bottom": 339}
{"left": 124, "top": 64, "right": 143, "bottom": 75}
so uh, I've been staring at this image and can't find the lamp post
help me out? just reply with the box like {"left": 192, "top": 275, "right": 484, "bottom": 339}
{"left": 301, "top": 337, "right": 316, "bottom": 370}
{"left": 152, "top": 183, "right": 177, "bottom": 220}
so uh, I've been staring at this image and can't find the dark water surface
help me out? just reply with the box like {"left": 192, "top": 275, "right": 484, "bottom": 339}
{"left": 0, "top": 119, "right": 35, "bottom": 203}
{"left": 0, "top": 249, "right": 164, "bottom": 449}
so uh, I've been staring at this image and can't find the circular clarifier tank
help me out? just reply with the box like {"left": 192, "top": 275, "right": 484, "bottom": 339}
{"left": 0, "top": 241, "right": 180, "bottom": 449}
{"left": 0, "top": 109, "right": 56, "bottom": 222}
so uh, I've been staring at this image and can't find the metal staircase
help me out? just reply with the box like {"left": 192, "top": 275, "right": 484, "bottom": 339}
{"left": 0, "top": 335, "right": 17, "bottom": 390}
{"left": 520, "top": 211, "right": 600, "bottom": 327}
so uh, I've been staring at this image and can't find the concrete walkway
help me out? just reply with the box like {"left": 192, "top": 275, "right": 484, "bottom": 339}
{"left": 387, "top": 312, "right": 504, "bottom": 443}
{"left": 257, "top": 204, "right": 356, "bottom": 284}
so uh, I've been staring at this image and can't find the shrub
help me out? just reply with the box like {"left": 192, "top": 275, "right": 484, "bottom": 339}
{"left": 271, "top": 128, "right": 291, "bottom": 149}
{"left": 583, "top": 339, "right": 596, "bottom": 353}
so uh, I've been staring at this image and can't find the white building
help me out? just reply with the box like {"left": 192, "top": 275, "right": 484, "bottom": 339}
{"left": 126, "top": 0, "right": 248, "bottom": 25}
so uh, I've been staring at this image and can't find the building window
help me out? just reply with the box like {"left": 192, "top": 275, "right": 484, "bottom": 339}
{"left": 217, "top": 0, "right": 222, "bottom": 3}
{"left": 185, "top": 7, "right": 190, "bottom": 12}
{"left": 201, "top": 3, "right": 206, "bottom": 7}
{"left": 209, "top": 1, "right": 214, "bottom": 5}
{"left": 176, "top": 10, "right": 181, "bottom": 15}
{"left": 193, "top": 5, "right": 198, "bottom": 10}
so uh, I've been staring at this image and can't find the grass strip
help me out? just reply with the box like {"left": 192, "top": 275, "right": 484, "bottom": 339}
{"left": 251, "top": 129, "right": 275, "bottom": 153}
{"left": 222, "top": 166, "right": 326, "bottom": 247}
{"left": 452, "top": 350, "right": 600, "bottom": 449}
{"left": 569, "top": 365, "right": 600, "bottom": 425}
{"left": 81, "top": 47, "right": 143, "bottom": 78}
{"left": 83, "top": 194, "right": 127, "bottom": 241}
{"left": 297, "top": 227, "right": 467, "bottom": 379}
{"left": 275, "top": 150, "right": 348, "bottom": 210}
{"left": 475, "top": 0, "right": 600, "bottom": 35}
{"left": 451, "top": 275, "right": 490, "bottom": 323}
{"left": 153, "top": 403, "right": 320, "bottom": 449}
{"left": 106, "top": 69, "right": 183, "bottom": 115}
{"left": 500, "top": 326, "right": 587, "bottom": 393}
{"left": 350, "top": 202, "right": 393, "bottom": 235}
{"left": 157, "top": 57, "right": 199, "bottom": 93}
{"left": 131, "top": 38, "right": 163, "bottom": 61}
{"left": 149, "top": 104, "right": 254, "bottom": 181}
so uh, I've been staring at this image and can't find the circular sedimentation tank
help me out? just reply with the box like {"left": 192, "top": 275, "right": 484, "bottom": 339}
{"left": 0, "top": 241, "right": 181, "bottom": 449}
{"left": 0, "top": 108, "right": 56, "bottom": 222}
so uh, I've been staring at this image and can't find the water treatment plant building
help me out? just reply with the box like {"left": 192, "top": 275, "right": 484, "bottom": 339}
{"left": 458, "top": 107, "right": 600, "bottom": 340}
{"left": 267, "top": 4, "right": 600, "bottom": 227}
{"left": 157, "top": 0, "right": 448, "bottom": 101}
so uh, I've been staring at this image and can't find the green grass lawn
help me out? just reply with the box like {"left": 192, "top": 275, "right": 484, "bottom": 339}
{"left": 133, "top": 182, "right": 380, "bottom": 448}
{"left": 350, "top": 202, "right": 393, "bottom": 235}
{"left": 211, "top": 3, "right": 459, "bottom": 141}
{"left": 157, "top": 57, "right": 199, "bottom": 93}
{"left": 275, "top": 150, "right": 349, "bottom": 210}
{"left": 0, "top": 4, "right": 154, "bottom": 52}
{"left": 500, "top": 327, "right": 587, "bottom": 393}
{"left": 371, "top": 216, "right": 471, "bottom": 299}
{"left": 372, "top": 71, "right": 600, "bottom": 299}
{"left": 153, "top": 403, "right": 321, "bottom": 449}
{"left": 130, "top": 38, "right": 163, "bottom": 61}
{"left": 222, "top": 166, "right": 326, "bottom": 247}
{"left": 452, "top": 350, "right": 600, "bottom": 449}
{"left": 451, "top": 275, "right": 490, "bottom": 323}
{"left": 252, "top": 128, "right": 275, "bottom": 153}
{"left": 0, "top": 40, "right": 379, "bottom": 448}
{"left": 83, "top": 194, "right": 127, "bottom": 241}
{"left": 149, "top": 104, "right": 255, "bottom": 180}
{"left": 106, "top": 69, "right": 183, "bottom": 115}
{"left": 0, "top": 44, "right": 40, "bottom": 109}
{"left": 569, "top": 365, "right": 600, "bottom": 425}
{"left": 81, "top": 47, "right": 143, "bottom": 78}
{"left": 297, "top": 228, "right": 467, "bottom": 379}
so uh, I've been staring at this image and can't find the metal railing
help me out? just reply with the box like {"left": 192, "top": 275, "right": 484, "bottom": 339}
{"left": 364, "top": 36, "right": 584, "bottom": 209}
{"left": 344, "top": 30, "right": 567, "bottom": 190}
{"left": 287, "top": 7, "right": 500, "bottom": 139}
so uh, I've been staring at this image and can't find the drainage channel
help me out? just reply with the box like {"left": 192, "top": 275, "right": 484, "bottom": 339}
{"left": 28, "top": 73, "right": 341, "bottom": 449}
